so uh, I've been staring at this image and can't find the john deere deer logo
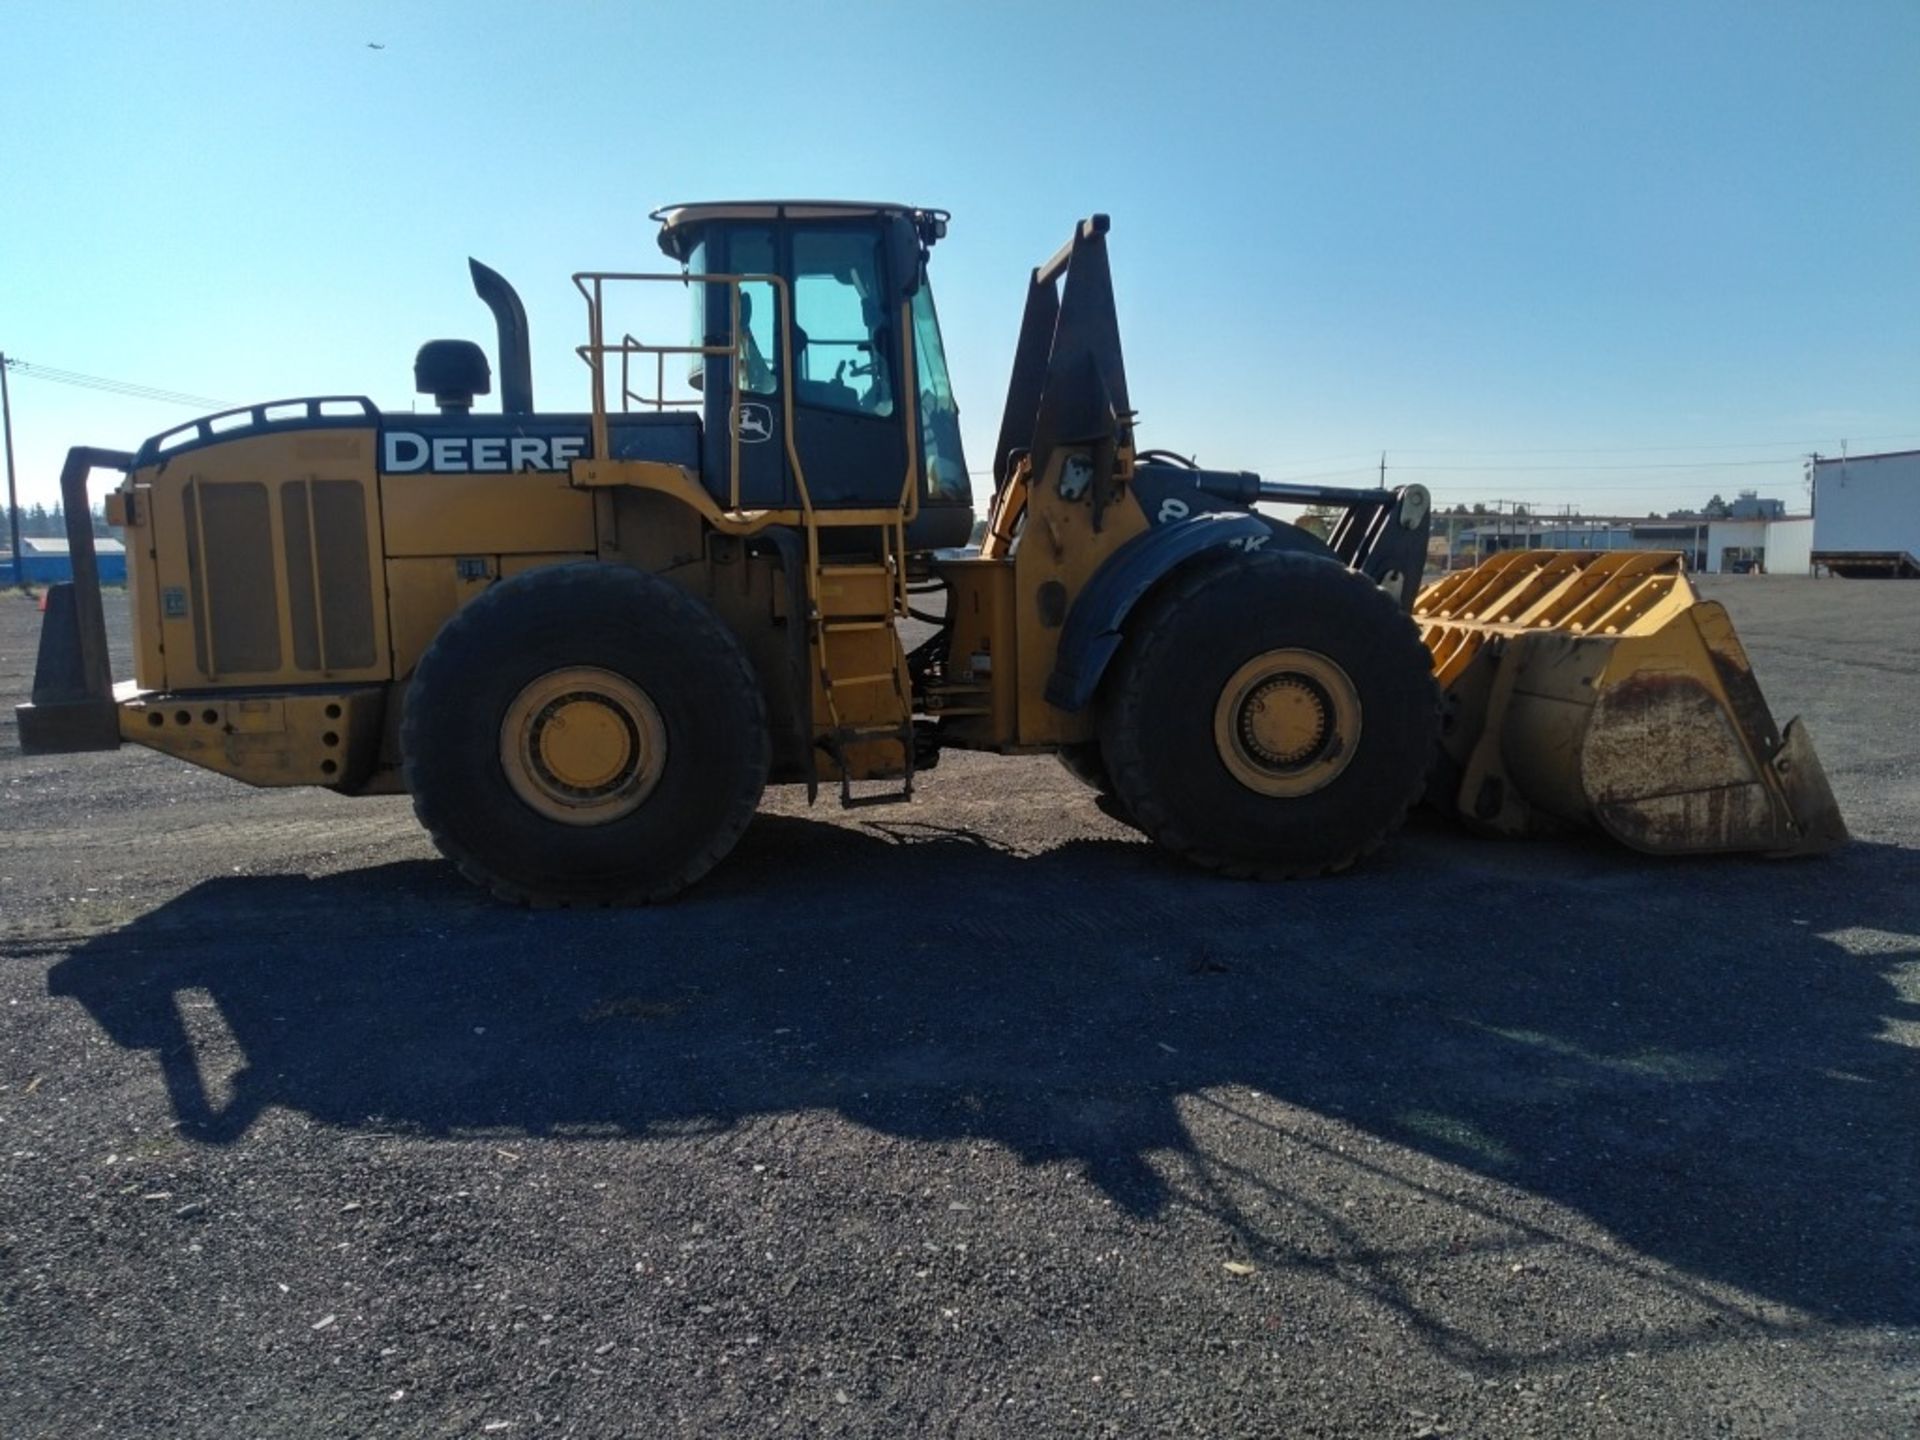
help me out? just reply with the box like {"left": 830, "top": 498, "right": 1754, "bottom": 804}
{"left": 734, "top": 403, "right": 774, "bottom": 444}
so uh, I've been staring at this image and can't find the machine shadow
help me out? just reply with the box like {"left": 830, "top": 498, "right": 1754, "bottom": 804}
{"left": 48, "top": 811, "right": 1920, "bottom": 1328}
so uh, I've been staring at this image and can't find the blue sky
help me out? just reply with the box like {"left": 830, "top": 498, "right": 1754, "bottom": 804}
{"left": 2, "top": 1, "right": 1915, "bottom": 517}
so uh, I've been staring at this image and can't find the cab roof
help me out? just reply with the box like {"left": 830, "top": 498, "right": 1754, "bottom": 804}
{"left": 651, "top": 200, "right": 948, "bottom": 259}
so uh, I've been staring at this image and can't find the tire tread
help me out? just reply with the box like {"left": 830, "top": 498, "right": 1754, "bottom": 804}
{"left": 400, "top": 563, "right": 769, "bottom": 906}
{"left": 1099, "top": 550, "right": 1437, "bottom": 880}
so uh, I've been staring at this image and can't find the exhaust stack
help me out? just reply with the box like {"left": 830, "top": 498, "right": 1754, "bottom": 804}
{"left": 468, "top": 258, "right": 533, "bottom": 415}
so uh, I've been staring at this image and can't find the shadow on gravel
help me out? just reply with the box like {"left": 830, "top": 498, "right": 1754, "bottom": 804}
{"left": 47, "top": 813, "right": 1920, "bottom": 1333}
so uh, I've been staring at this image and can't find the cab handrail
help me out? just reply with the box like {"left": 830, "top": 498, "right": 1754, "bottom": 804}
{"left": 571, "top": 271, "right": 810, "bottom": 519}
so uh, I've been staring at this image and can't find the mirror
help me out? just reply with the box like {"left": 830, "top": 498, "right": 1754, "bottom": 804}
{"left": 886, "top": 214, "right": 923, "bottom": 299}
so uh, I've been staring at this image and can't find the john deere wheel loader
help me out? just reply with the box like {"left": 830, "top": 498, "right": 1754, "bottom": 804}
{"left": 16, "top": 204, "right": 1844, "bottom": 903}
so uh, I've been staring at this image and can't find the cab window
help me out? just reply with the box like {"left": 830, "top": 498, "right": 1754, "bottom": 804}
{"left": 730, "top": 228, "right": 779, "bottom": 396}
{"left": 792, "top": 229, "right": 894, "bottom": 417}
{"left": 911, "top": 280, "right": 969, "bottom": 498}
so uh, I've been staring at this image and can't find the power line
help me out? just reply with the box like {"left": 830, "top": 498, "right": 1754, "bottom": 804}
{"left": 1369, "top": 431, "right": 1920, "bottom": 457}
{"left": 1278, "top": 453, "right": 1830, "bottom": 479}
{"left": 1433, "top": 480, "right": 1772, "bottom": 493}
{"left": 1393, "top": 456, "right": 1799, "bottom": 473}
{"left": 2, "top": 358, "right": 231, "bottom": 411}
{"left": 1240, "top": 432, "right": 1918, "bottom": 488}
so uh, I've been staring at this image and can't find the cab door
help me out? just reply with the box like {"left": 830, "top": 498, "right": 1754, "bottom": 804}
{"left": 698, "top": 220, "right": 911, "bottom": 514}
{"left": 785, "top": 224, "right": 909, "bottom": 511}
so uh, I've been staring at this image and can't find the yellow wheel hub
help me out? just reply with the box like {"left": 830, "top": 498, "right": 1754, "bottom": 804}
{"left": 500, "top": 667, "right": 667, "bottom": 825}
{"left": 1214, "top": 648, "right": 1362, "bottom": 797}
{"left": 538, "top": 699, "right": 633, "bottom": 791}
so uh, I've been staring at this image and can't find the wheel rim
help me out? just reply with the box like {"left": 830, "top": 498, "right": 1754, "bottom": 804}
{"left": 1213, "top": 648, "right": 1362, "bottom": 797}
{"left": 499, "top": 666, "right": 667, "bottom": 825}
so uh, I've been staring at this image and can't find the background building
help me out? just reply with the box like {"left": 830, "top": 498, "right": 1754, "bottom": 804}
{"left": 1446, "top": 507, "right": 1811, "bottom": 574}
{"left": 1810, "top": 450, "right": 1920, "bottom": 577}
{"left": 1706, "top": 516, "right": 1813, "bottom": 575}
{"left": 0, "top": 536, "right": 128, "bottom": 586}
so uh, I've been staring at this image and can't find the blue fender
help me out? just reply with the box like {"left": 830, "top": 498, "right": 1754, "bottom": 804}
{"left": 1044, "top": 511, "right": 1329, "bottom": 712}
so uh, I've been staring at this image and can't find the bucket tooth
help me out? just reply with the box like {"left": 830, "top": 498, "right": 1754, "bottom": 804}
{"left": 1416, "top": 552, "right": 1846, "bottom": 858}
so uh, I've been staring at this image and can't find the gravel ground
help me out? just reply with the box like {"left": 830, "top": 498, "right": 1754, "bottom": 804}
{"left": 1, "top": 578, "right": 1916, "bottom": 1438}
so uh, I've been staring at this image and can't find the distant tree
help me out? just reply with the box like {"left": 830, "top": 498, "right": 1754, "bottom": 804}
{"left": 6, "top": 502, "right": 116, "bottom": 541}
{"left": 1703, "top": 492, "right": 1730, "bottom": 518}
{"left": 1511, "top": 503, "right": 1530, "bottom": 518}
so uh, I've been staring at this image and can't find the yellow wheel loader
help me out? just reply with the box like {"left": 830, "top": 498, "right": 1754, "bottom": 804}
{"left": 15, "top": 205, "right": 1844, "bottom": 903}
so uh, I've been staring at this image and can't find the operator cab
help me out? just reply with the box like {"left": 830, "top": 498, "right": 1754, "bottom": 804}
{"left": 653, "top": 201, "right": 973, "bottom": 549}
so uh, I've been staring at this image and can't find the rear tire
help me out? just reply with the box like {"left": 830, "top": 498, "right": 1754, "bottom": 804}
{"left": 1098, "top": 550, "right": 1438, "bottom": 878}
{"left": 402, "top": 563, "right": 769, "bottom": 904}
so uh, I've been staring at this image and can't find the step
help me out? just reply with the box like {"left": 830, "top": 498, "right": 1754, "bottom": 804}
{"left": 828, "top": 726, "right": 916, "bottom": 810}
{"left": 815, "top": 564, "right": 898, "bottom": 620}
{"left": 823, "top": 673, "right": 900, "bottom": 690}
{"left": 841, "top": 787, "right": 913, "bottom": 810}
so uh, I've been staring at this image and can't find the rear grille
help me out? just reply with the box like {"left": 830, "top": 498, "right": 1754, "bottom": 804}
{"left": 180, "top": 476, "right": 377, "bottom": 678}
{"left": 282, "top": 479, "right": 376, "bottom": 670}
{"left": 183, "top": 481, "right": 281, "bottom": 675}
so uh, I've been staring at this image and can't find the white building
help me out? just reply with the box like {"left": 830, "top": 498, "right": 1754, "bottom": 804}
{"left": 1810, "top": 449, "right": 1920, "bottom": 577}
{"left": 1704, "top": 516, "right": 1813, "bottom": 575}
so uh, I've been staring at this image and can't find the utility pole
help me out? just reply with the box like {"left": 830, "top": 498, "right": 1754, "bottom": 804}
{"left": 1, "top": 353, "right": 21, "bottom": 591}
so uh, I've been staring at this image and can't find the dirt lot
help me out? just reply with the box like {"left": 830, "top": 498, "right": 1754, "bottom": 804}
{"left": 1, "top": 578, "right": 1916, "bottom": 1438}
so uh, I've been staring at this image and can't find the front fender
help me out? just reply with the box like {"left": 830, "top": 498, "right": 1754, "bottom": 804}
{"left": 1044, "top": 511, "right": 1328, "bottom": 712}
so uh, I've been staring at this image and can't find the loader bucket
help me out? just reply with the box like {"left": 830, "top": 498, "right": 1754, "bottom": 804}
{"left": 1416, "top": 551, "right": 1846, "bottom": 857}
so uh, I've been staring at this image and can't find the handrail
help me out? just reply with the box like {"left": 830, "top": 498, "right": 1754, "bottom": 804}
{"left": 616, "top": 333, "right": 706, "bottom": 413}
{"left": 133, "top": 396, "right": 379, "bottom": 468}
{"left": 572, "top": 270, "right": 814, "bottom": 521}
{"left": 894, "top": 297, "right": 920, "bottom": 525}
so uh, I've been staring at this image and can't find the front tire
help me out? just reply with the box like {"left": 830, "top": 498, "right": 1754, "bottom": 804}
{"left": 402, "top": 563, "right": 770, "bottom": 905}
{"left": 1098, "top": 550, "right": 1439, "bottom": 878}
{"left": 1056, "top": 740, "right": 1113, "bottom": 795}
{"left": 1055, "top": 739, "right": 1136, "bottom": 825}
